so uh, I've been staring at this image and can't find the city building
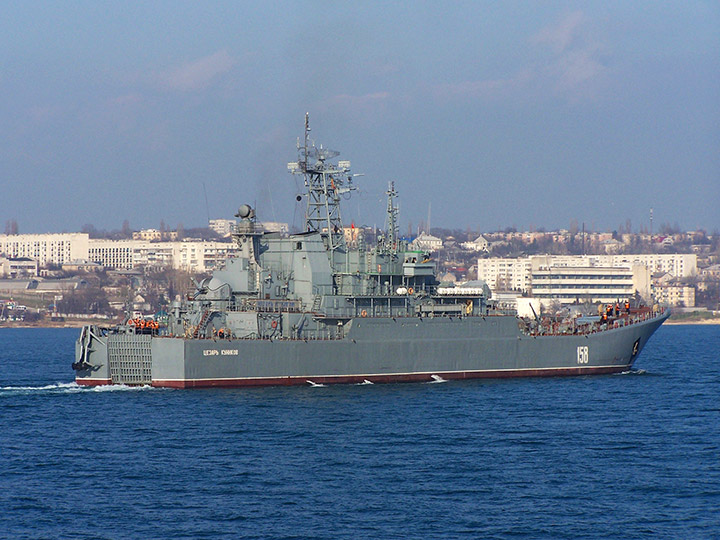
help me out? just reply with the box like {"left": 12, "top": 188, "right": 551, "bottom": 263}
{"left": 654, "top": 284, "right": 695, "bottom": 307}
{"left": 259, "top": 222, "right": 289, "bottom": 234}
{"left": 530, "top": 263, "right": 651, "bottom": 306}
{"left": 461, "top": 235, "right": 489, "bottom": 252}
{"left": 61, "top": 260, "right": 104, "bottom": 272}
{"left": 88, "top": 239, "right": 237, "bottom": 273}
{"left": 208, "top": 219, "right": 237, "bottom": 237}
{"left": 477, "top": 253, "right": 698, "bottom": 307}
{"left": 132, "top": 229, "right": 179, "bottom": 241}
{"left": 173, "top": 240, "right": 238, "bottom": 272}
{"left": 478, "top": 253, "right": 697, "bottom": 296}
{"left": 0, "top": 233, "right": 90, "bottom": 266}
{"left": 530, "top": 254, "right": 696, "bottom": 278}
{"left": 88, "top": 240, "right": 135, "bottom": 270}
{"left": 343, "top": 225, "right": 361, "bottom": 248}
{"left": 0, "top": 257, "right": 38, "bottom": 278}
{"left": 410, "top": 232, "right": 443, "bottom": 252}
{"left": 476, "top": 258, "right": 532, "bottom": 292}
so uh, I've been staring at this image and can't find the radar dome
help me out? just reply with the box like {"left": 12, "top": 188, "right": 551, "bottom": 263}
{"left": 237, "top": 204, "right": 252, "bottom": 219}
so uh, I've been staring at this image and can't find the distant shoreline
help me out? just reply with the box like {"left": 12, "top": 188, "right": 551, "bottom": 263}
{"left": 664, "top": 318, "right": 720, "bottom": 325}
{"left": 3, "top": 317, "right": 719, "bottom": 329}
{"left": 0, "top": 319, "right": 118, "bottom": 329}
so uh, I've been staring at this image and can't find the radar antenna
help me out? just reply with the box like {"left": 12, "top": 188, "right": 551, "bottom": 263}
{"left": 379, "top": 181, "right": 399, "bottom": 256}
{"left": 288, "top": 113, "right": 358, "bottom": 256}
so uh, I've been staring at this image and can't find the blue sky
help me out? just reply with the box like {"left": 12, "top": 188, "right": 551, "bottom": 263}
{"left": 1, "top": 1, "right": 718, "bottom": 234}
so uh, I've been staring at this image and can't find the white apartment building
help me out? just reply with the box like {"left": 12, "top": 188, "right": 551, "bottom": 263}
{"left": 89, "top": 240, "right": 135, "bottom": 270}
{"left": 0, "top": 233, "right": 240, "bottom": 273}
{"left": 654, "top": 284, "right": 695, "bottom": 307}
{"left": 476, "top": 258, "right": 532, "bottom": 292}
{"left": 538, "top": 254, "right": 697, "bottom": 278}
{"left": 259, "top": 222, "right": 289, "bottom": 234}
{"left": 89, "top": 239, "right": 237, "bottom": 273}
{"left": 478, "top": 253, "right": 697, "bottom": 294}
{"left": 530, "top": 264, "right": 651, "bottom": 306}
{"left": 132, "top": 229, "right": 178, "bottom": 241}
{"left": 209, "top": 219, "right": 237, "bottom": 237}
{"left": 172, "top": 241, "right": 238, "bottom": 272}
{"left": 0, "top": 233, "right": 90, "bottom": 266}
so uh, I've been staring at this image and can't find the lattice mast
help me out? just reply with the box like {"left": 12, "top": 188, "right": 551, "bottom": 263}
{"left": 288, "top": 113, "right": 357, "bottom": 254}
{"left": 379, "top": 181, "right": 399, "bottom": 255}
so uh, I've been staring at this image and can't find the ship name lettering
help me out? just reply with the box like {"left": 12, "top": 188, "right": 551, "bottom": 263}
{"left": 203, "top": 349, "right": 220, "bottom": 356}
{"left": 221, "top": 349, "right": 239, "bottom": 355}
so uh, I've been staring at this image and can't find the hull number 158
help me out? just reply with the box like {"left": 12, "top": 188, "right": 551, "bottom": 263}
{"left": 576, "top": 346, "right": 589, "bottom": 364}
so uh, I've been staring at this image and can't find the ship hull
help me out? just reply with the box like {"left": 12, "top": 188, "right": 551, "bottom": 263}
{"left": 75, "top": 312, "right": 668, "bottom": 388}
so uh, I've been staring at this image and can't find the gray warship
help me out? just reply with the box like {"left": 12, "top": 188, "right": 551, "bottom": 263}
{"left": 74, "top": 115, "right": 669, "bottom": 388}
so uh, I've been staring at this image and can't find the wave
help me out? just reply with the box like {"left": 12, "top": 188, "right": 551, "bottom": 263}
{"left": 615, "top": 369, "right": 648, "bottom": 376}
{"left": 0, "top": 382, "right": 160, "bottom": 396}
{"left": 428, "top": 374, "right": 447, "bottom": 384}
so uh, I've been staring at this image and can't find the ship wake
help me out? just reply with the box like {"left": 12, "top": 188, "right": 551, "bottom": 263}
{"left": 0, "top": 382, "right": 160, "bottom": 397}
{"left": 616, "top": 369, "right": 648, "bottom": 376}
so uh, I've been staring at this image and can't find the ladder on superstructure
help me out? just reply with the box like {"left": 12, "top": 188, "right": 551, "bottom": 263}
{"left": 193, "top": 310, "right": 211, "bottom": 338}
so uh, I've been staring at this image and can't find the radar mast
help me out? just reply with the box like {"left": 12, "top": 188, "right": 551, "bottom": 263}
{"left": 378, "top": 181, "right": 399, "bottom": 256}
{"left": 288, "top": 113, "right": 357, "bottom": 255}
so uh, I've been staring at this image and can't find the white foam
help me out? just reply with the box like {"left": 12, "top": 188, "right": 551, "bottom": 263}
{"left": 428, "top": 374, "right": 447, "bottom": 384}
{"left": 357, "top": 379, "right": 374, "bottom": 385}
{"left": 616, "top": 369, "right": 647, "bottom": 376}
{"left": 306, "top": 380, "right": 326, "bottom": 387}
{"left": 0, "top": 382, "right": 79, "bottom": 392}
{"left": 89, "top": 383, "right": 157, "bottom": 392}
{"left": 0, "top": 381, "right": 160, "bottom": 395}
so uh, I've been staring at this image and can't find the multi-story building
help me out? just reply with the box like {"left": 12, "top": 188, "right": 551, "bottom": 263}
{"left": 478, "top": 254, "right": 697, "bottom": 295}
{"left": 88, "top": 240, "right": 135, "bottom": 270}
{"left": 0, "top": 233, "right": 90, "bottom": 266}
{"left": 654, "top": 284, "right": 695, "bottom": 307}
{"left": 259, "top": 222, "right": 289, "bottom": 234}
{"left": 0, "top": 233, "right": 241, "bottom": 273}
{"left": 476, "top": 258, "right": 532, "bottom": 292}
{"left": 477, "top": 253, "right": 696, "bottom": 307}
{"left": 172, "top": 240, "right": 238, "bottom": 272}
{"left": 530, "top": 254, "right": 696, "bottom": 278}
{"left": 209, "top": 219, "right": 237, "bottom": 237}
{"left": 530, "top": 263, "right": 651, "bottom": 306}
{"left": 89, "top": 239, "right": 237, "bottom": 273}
{"left": 0, "top": 256, "right": 39, "bottom": 278}
{"left": 132, "top": 229, "right": 178, "bottom": 241}
{"left": 608, "top": 254, "right": 696, "bottom": 277}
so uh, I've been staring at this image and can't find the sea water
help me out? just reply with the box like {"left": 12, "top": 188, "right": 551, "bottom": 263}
{"left": 1, "top": 326, "right": 718, "bottom": 539}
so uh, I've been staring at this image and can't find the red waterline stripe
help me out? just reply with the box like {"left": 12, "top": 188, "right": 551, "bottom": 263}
{"left": 75, "top": 378, "right": 112, "bottom": 386}
{"left": 150, "top": 365, "right": 628, "bottom": 389}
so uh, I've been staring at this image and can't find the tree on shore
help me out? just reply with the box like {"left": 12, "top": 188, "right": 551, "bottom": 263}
{"left": 57, "top": 285, "right": 111, "bottom": 315}
{"left": 4, "top": 219, "right": 18, "bottom": 235}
